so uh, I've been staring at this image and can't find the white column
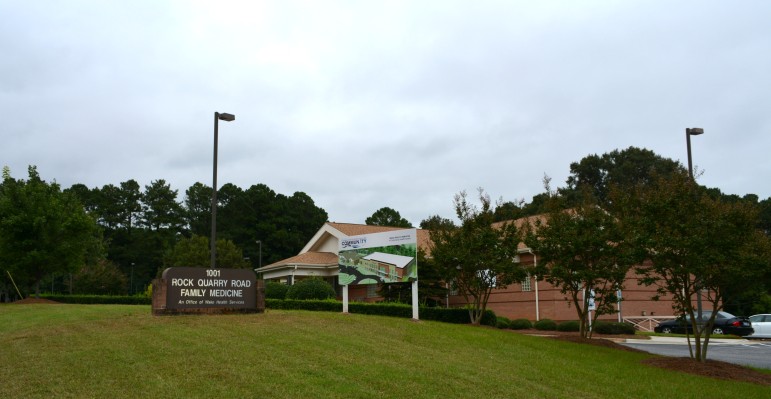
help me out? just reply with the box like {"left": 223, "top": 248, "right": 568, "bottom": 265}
{"left": 534, "top": 276, "right": 540, "bottom": 321}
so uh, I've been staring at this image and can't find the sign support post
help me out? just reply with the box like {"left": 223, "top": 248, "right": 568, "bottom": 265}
{"left": 342, "top": 284, "right": 349, "bottom": 314}
{"left": 411, "top": 280, "right": 419, "bottom": 320}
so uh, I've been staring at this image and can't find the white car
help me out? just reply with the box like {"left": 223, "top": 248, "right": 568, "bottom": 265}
{"left": 747, "top": 314, "right": 771, "bottom": 339}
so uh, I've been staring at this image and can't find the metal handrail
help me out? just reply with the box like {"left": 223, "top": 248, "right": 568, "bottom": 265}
{"left": 623, "top": 316, "right": 676, "bottom": 332}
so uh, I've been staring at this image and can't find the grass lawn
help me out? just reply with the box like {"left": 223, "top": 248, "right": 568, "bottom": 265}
{"left": 1, "top": 304, "right": 768, "bottom": 398}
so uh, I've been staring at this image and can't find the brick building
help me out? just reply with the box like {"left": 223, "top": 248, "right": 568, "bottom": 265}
{"left": 256, "top": 219, "right": 680, "bottom": 329}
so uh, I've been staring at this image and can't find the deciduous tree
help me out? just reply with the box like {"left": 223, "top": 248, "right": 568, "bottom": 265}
{"left": 617, "top": 171, "right": 770, "bottom": 361}
{"left": 419, "top": 214, "right": 455, "bottom": 231}
{"left": 163, "top": 235, "right": 250, "bottom": 269}
{"left": 562, "top": 146, "right": 684, "bottom": 206}
{"left": 366, "top": 207, "right": 412, "bottom": 227}
{"left": 72, "top": 259, "right": 128, "bottom": 295}
{"left": 430, "top": 189, "right": 527, "bottom": 325}
{"left": 0, "top": 166, "right": 98, "bottom": 297}
{"left": 523, "top": 190, "right": 637, "bottom": 338}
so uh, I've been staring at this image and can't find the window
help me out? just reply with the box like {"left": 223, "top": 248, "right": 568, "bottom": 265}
{"left": 521, "top": 274, "right": 531, "bottom": 292}
{"left": 367, "top": 284, "right": 378, "bottom": 298}
{"left": 477, "top": 269, "right": 497, "bottom": 288}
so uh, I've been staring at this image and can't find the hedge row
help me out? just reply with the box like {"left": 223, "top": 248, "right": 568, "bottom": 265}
{"left": 39, "top": 294, "right": 151, "bottom": 305}
{"left": 266, "top": 298, "right": 497, "bottom": 326}
{"left": 266, "top": 298, "right": 341, "bottom": 312}
{"left": 36, "top": 294, "right": 497, "bottom": 327}
{"left": 35, "top": 294, "right": 636, "bottom": 333}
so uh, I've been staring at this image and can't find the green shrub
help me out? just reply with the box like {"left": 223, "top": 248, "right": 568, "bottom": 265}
{"left": 534, "top": 318, "right": 557, "bottom": 331}
{"left": 285, "top": 278, "right": 336, "bottom": 300}
{"left": 496, "top": 316, "right": 511, "bottom": 329}
{"left": 265, "top": 281, "right": 289, "bottom": 299}
{"left": 480, "top": 309, "right": 498, "bottom": 326}
{"left": 557, "top": 320, "right": 580, "bottom": 332}
{"left": 456, "top": 305, "right": 498, "bottom": 326}
{"left": 508, "top": 318, "right": 532, "bottom": 330}
{"left": 593, "top": 321, "right": 636, "bottom": 335}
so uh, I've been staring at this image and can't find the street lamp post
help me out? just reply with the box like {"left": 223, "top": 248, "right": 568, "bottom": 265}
{"left": 686, "top": 127, "right": 704, "bottom": 322}
{"left": 211, "top": 112, "right": 235, "bottom": 269}
{"left": 256, "top": 240, "right": 262, "bottom": 269}
{"left": 686, "top": 127, "right": 703, "bottom": 179}
{"left": 130, "top": 262, "right": 135, "bottom": 295}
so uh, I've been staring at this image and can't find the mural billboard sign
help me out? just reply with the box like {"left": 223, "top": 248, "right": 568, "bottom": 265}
{"left": 338, "top": 229, "right": 417, "bottom": 286}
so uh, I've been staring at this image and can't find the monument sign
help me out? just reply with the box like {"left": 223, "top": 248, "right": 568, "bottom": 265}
{"left": 153, "top": 267, "right": 263, "bottom": 315}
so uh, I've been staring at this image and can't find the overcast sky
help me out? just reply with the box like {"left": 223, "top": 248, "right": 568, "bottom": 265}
{"left": 2, "top": 0, "right": 770, "bottom": 226}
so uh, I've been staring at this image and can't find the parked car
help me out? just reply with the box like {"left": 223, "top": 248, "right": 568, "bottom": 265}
{"left": 654, "top": 310, "right": 754, "bottom": 336}
{"left": 746, "top": 314, "right": 771, "bottom": 339}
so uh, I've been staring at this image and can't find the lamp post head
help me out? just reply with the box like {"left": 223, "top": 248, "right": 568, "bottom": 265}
{"left": 217, "top": 112, "right": 235, "bottom": 122}
{"left": 686, "top": 127, "right": 704, "bottom": 135}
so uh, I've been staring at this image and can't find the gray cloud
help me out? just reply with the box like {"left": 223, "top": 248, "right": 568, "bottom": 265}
{"left": 2, "top": 0, "right": 770, "bottom": 227}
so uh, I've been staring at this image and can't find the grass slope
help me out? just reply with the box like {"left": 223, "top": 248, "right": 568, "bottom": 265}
{"left": 1, "top": 304, "right": 768, "bottom": 398}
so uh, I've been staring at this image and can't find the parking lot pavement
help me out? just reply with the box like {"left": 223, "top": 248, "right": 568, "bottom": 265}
{"left": 624, "top": 336, "right": 759, "bottom": 345}
{"left": 620, "top": 336, "right": 771, "bottom": 369}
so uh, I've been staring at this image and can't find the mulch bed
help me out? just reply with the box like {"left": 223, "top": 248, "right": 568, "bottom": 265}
{"left": 548, "top": 333, "right": 648, "bottom": 353}
{"left": 511, "top": 328, "right": 771, "bottom": 386}
{"left": 641, "top": 357, "right": 771, "bottom": 386}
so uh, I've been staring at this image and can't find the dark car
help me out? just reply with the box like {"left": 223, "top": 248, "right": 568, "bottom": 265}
{"left": 654, "top": 310, "right": 754, "bottom": 336}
